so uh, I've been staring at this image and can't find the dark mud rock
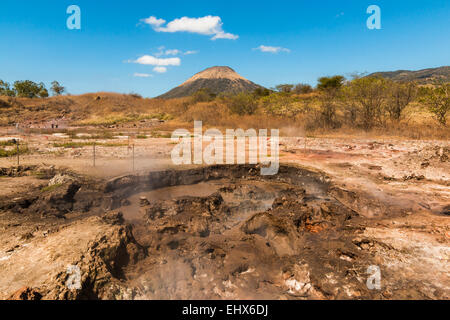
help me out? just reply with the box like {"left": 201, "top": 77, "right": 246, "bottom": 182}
{"left": 39, "top": 215, "right": 145, "bottom": 300}
{"left": 144, "top": 201, "right": 177, "bottom": 221}
{"left": 421, "top": 161, "right": 430, "bottom": 169}
{"left": 143, "top": 193, "right": 228, "bottom": 238}
{"left": 2, "top": 196, "right": 38, "bottom": 212}
{"left": 34, "top": 165, "right": 57, "bottom": 179}
{"left": 228, "top": 200, "right": 264, "bottom": 214}
{"left": 44, "top": 182, "right": 81, "bottom": 215}
{"left": 403, "top": 174, "right": 425, "bottom": 181}
{"left": 121, "top": 198, "right": 132, "bottom": 207}
{"left": 73, "top": 189, "right": 104, "bottom": 213}
{"left": 8, "top": 287, "right": 42, "bottom": 300}
{"left": 172, "top": 193, "right": 225, "bottom": 216}
{"left": 441, "top": 205, "right": 450, "bottom": 216}
{"left": 241, "top": 212, "right": 299, "bottom": 256}
{"left": 102, "top": 211, "right": 125, "bottom": 225}
{"left": 14, "top": 181, "right": 82, "bottom": 217}
{"left": 139, "top": 196, "right": 150, "bottom": 207}
{"left": 0, "top": 165, "right": 38, "bottom": 177}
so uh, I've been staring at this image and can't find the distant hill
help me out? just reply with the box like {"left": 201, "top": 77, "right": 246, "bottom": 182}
{"left": 368, "top": 66, "right": 450, "bottom": 83}
{"left": 157, "top": 66, "right": 263, "bottom": 99}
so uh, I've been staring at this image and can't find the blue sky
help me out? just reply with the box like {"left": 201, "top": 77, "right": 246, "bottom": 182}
{"left": 0, "top": 0, "right": 449, "bottom": 97}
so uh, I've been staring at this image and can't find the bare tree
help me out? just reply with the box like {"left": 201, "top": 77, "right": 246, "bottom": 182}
{"left": 386, "top": 81, "right": 417, "bottom": 121}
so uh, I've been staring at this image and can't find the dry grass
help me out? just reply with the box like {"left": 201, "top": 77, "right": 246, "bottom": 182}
{"left": 1, "top": 91, "right": 449, "bottom": 140}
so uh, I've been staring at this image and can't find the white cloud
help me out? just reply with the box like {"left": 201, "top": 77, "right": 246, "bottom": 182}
{"left": 153, "top": 66, "right": 167, "bottom": 73}
{"left": 141, "top": 15, "right": 238, "bottom": 40}
{"left": 254, "top": 45, "right": 290, "bottom": 54}
{"left": 164, "top": 49, "right": 181, "bottom": 56}
{"left": 141, "top": 16, "right": 165, "bottom": 28}
{"left": 133, "top": 55, "right": 181, "bottom": 66}
{"left": 154, "top": 46, "right": 184, "bottom": 57}
{"left": 133, "top": 73, "right": 152, "bottom": 78}
{"left": 212, "top": 32, "right": 239, "bottom": 40}
{"left": 184, "top": 50, "right": 198, "bottom": 55}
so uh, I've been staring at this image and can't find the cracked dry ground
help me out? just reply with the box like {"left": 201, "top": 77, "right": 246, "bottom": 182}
{"left": 0, "top": 162, "right": 448, "bottom": 300}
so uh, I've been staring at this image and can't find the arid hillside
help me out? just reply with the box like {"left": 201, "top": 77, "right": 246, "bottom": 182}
{"left": 368, "top": 66, "right": 450, "bottom": 84}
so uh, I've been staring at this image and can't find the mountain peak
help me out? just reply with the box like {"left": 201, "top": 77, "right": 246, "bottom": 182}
{"left": 182, "top": 66, "right": 248, "bottom": 85}
{"left": 157, "top": 66, "right": 262, "bottom": 99}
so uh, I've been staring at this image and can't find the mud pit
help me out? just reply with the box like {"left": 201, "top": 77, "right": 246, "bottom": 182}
{"left": 1, "top": 164, "right": 448, "bottom": 300}
{"left": 102, "top": 165, "right": 448, "bottom": 300}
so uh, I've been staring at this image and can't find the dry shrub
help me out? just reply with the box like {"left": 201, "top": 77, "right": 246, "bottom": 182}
{"left": 3, "top": 88, "right": 449, "bottom": 140}
{"left": 180, "top": 102, "right": 226, "bottom": 124}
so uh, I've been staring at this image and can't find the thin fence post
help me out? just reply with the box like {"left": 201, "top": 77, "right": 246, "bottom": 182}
{"left": 16, "top": 139, "right": 20, "bottom": 167}
{"left": 132, "top": 144, "right": 135, "bottom": 172}
{"left": 93, "top": 141, "right": 96, "bottom": 167}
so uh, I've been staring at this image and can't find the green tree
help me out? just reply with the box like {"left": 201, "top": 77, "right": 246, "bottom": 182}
{"left": 228, "top": 93, "right": 258, "bottom": 116}
{"left": 261, "top": 93, "right": 303, "bottom": 117}
{"left": 0, "top": 80, "right": 16, "bottom": 97}
{"left": 13, "top": 80, "right": 48, "bottom": 98}
{"left": 317, "top": 76, "right": 345, "bottom": 91}
{"left": 419, "top": 83, "right": 450, "bottom": 125}
{"left": 347, "top": 77, "right": 388, "bottom": 130}
{"left": 293, "top": 83, "right": 313, "bottom": 94}
{"left": 191, "top": 88, "right": 216, "bottom": 103}
{"left": 39, "top": 87, "right": 49, "bottom": 98}
{"left": 275, "top": 84, "right": 294, "bottom": 94}
{"left": 51, "top": 81, "right": 65, "bottom": 96}
{"left": 253, "top": 87, "right": 271, "bottom": 97}
{"left": 317, "top": 76, "right": 345, "bottom": 128}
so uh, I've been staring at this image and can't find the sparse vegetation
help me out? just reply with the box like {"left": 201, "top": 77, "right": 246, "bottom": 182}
{"left": 227, "top": 93, "right": 258, "bottom": 115}
{"left": 41, "top": 184, "right": 62, "bottom": 193}
{"left": 419, "top": 83, "right": 450, "bottom": 125}
{"left": 346, "top": 77, "right": 387, "bottom": 130}
{"left": 293, "top": 83, "right": 313, "bottom": 94}
{"left": 386, "top": 81, "right": 417, "bottom": 122}
{"left": 51, "top": 81, "right": 66, "bottom": 96}
{"left": 0, "top": 80, "right": 15, "bottom": 97}
{"left": 0, "top": 145, "right": 29, "bottom": 157}
{"left": 75, "top": 113, "right": 172, "bottom": 126}
{"left": 275, "top": 84, "right": 294, "bottom": 94}
{"left": 128, "top": 92, "right": 143, "bottom": 99}
{"left": 0, "top": 75, "right": 448, "bottom": 139}
{"left": 317, "top": 76, "right": 345, "bottom": 128}
{"left": 0, "top": 139, "right": 17, "bottom": 147}
{"left": 191, "top": 88, "right": 217, "bottom": 103}
{"left": 53, "top": 141, "right": 126, "bottom": 148}
{"left": 14, "top": 80, "right": 48, "bottom": 98}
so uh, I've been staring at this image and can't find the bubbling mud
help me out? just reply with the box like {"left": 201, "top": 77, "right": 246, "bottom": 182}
{"left": 101, "top": 165, "right": 378, "bottom": 299}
